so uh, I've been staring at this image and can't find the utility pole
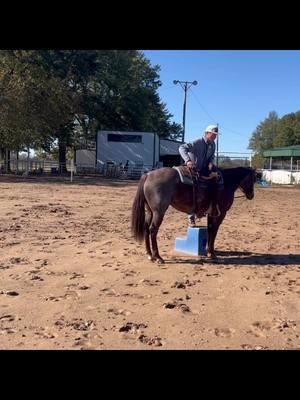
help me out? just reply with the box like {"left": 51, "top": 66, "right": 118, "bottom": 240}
{"left": 216, "top": 123, "right": 219, "bottom": 167}
{"left": 173, "top": 80, "right": 197, "bottom": 143}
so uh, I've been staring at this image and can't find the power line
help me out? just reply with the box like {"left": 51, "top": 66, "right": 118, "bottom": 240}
{"left": 189, "top": 88, "right": 218, "bottom": 123}
{"left": 160, "top": 82, "right": 251, "bottom": 143}
{"left": 189, "top": 87, "right": 248, "bottom": 139}
{"left": 220, "top": 126, "right": 249, "bottom": 139}
{"left": 158, "top": 84, "right": 177, "bottom": 92}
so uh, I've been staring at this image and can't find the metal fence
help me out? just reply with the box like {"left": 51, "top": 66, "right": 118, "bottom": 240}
{"left": 0, "top": 159, "right": 155, "bottom": 180}
{"left": 0, "top": 152, "right": 255, "bottom": 180}
{"left": 217, "top": 152, "right": 252, "bottom": 168}
{"left": 76, "top": 161, "right": 155, "bottom": 179}
{"left": 0, "top": 159, "right": 72, "bottom": 175}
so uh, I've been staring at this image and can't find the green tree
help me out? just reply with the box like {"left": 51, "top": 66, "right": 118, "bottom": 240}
{"left": 250, "top": 153, "right": 265, "bottom": 169}
{"left": 0, "top": 50, "right": 183, "bottom": 173}
{"left": 0, "top": 50, "right": 74, "bottom": 162}
{"left": 90, "top": 50, "right": 182, "bottom": 138}
{"left": 274, "top": 111, "right": 300, "bottom": 147}
{"left": 248, "top": 111, "right": 279, "bottom": 153}
{"left": 249, "top": 110, "right": 300, "bottom": 155}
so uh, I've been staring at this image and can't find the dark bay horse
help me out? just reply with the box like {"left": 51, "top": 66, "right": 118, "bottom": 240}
{"left": 131, "top": 166, "right": 256, "bottom": 263}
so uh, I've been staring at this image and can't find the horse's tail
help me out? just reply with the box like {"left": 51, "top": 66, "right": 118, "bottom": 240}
{"left": 131, "top": 173, "right": 147, "bottom": 242}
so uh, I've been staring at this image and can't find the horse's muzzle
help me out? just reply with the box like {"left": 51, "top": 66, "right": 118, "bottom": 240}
{"left": 246, "top": 192, "right": 254, "bottom": 200}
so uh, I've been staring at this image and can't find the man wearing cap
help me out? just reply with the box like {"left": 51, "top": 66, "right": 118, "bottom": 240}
{"left": 178, "top": 125, "right": 222, "bottom": 227}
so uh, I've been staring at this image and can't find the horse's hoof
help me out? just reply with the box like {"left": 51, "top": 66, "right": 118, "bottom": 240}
{"left": 147, "top": 255, "right": 154, "bottom": 261}
{"left": 207, "top": 252, "right": 217, "bottom": 260}
{"left": 155, "top": 258, "right": 165, "bottom": 264}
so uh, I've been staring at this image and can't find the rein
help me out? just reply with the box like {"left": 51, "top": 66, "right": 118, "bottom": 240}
{"left": 199, "top": 171, "right": 219, "bottom": 181}
{"left": 189, "top": 167, "right": 250, "bottom": 201}
{"left": 234, "top": 185, "right": 247, "bottom": 199}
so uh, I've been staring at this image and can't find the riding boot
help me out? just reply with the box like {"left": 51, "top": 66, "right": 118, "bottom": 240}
{"left": 188, "top": 214, "right": 196, "bottom": 227}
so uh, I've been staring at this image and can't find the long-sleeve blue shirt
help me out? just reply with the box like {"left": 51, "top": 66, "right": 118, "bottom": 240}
{"left": 178, "top": 137, "right": 215, "bottom": 171}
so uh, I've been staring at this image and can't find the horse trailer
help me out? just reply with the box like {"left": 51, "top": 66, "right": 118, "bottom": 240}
{"left": 76, "top": 130, "right": 182, "bottom": 177}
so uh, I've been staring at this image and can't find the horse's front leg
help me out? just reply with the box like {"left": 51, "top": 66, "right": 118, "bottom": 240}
{"left": 149, "top": 210, "right": 165, "bottom": 264}
{"left": 207, "top": 213, "right": 226, "bottom": 259}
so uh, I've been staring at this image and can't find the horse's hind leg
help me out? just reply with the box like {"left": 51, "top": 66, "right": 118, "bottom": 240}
{"left": 145, "top": 207, "right": 153, "bottom": 260}
{"left": 149, "top": 210, "right": 165, "bottom": 264}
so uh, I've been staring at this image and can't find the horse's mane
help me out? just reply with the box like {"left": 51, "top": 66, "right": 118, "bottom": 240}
{"left": 220, "top": 167, "right": 254, "bottom": 186}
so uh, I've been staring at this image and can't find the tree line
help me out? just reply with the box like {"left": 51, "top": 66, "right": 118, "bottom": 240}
{"left": 248, "top": 110, "right": 300, "bottom": 167}
{"left": 0, "top": 50, "right": 182, "bottom": 171}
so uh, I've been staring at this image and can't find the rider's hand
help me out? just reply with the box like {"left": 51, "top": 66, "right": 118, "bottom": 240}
{"left": 186, "top": 161, "right": 194, "bottom": 169}
{"left": 208, "top": 162, "right": 214, "bottom": 171}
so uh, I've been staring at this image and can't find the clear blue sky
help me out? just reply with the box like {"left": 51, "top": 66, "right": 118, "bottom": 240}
{"left": 143, "top": 50, "right": 300, "bottom": 154}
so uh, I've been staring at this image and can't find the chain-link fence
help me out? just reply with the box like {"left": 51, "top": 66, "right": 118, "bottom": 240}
{"left": 217, "top": 152, "right": 252, "bottom": 168}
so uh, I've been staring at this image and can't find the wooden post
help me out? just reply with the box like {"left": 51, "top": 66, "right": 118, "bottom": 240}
{"left": 70, "top": 159, "right": 74, "bottom": 183}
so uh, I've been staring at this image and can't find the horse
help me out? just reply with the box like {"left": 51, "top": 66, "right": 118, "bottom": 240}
{"left": 131, "top": 166, "right": 256, "bottom": 263}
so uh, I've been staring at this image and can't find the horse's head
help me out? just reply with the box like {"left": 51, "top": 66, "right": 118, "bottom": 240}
{"left": 239, "top": 168, "right": 256, "bottom": 199}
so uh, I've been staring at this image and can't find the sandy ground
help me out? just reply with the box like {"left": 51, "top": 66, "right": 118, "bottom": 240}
{"left": 0, "top": 174, "right": 299, "bottom": 350}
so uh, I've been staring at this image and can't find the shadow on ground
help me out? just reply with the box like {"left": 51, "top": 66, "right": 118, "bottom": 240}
{"left": 166, "top": 251, "right": 300, "bottom": 266}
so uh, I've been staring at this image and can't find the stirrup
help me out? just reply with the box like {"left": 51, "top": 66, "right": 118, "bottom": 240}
{"left": 189, "top": 220, "right": 196, "bottom": 228}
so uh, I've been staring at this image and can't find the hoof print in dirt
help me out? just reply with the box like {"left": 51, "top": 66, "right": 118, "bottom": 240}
{"left": 5, "top": 291, "right": 19, "bottom": 296}
{"left": 138, "top": 335, "right": 163, "bottom": 347}
{"left": 171, "top": 282, "right": 186, "bottom": 289}
{"left": 66, "top": 319, "right": 95, "bottom": 331}
{"left": 163, "top": 300, "right": 191, "bottom": 313}
{"left": 163, "top": 302, "right": 177, "bottom": 309}
{"left": 171, "top": 279, "right": 199, "bottom": 289}
{"left": 118, "top": 322, "right": 147, "bottom": 333}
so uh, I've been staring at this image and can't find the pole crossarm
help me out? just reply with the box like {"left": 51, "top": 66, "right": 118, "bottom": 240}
{"left": 173, "top": 80, "right": 198, "bottom": 143}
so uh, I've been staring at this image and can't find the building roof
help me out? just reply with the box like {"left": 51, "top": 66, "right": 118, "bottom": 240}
{"left": 263, "top": 145, "right": 300, "bottom": 157}
{"left": 159, "top": 138, "right": 182, "bottom": 156}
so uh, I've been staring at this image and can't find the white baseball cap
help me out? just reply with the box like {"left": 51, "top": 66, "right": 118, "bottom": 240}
{"left": 205, "top": 125, "right": 219, "bottom": 134}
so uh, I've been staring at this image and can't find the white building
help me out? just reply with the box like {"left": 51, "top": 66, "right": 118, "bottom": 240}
{"left": 96, "top": 131, "right": 160, "bottom": 171}
{"left": 75, "top": 131, "right": 182, "bottom": 175}
{"left": 262, "top": 145, "right": 300, "bottom": 184}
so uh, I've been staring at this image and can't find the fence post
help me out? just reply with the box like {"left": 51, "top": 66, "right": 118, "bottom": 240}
{"left": 70, "top": 159, "right": 74, "bottom": 183}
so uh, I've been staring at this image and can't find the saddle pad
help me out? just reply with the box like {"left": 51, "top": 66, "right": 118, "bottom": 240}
{"left": 173, "top": 166, "right": 194, "bottom": 186}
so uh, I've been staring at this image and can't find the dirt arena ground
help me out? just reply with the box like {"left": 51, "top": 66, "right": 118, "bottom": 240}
{"left": 0, "top": 174, "right": 299, "bottom": 350}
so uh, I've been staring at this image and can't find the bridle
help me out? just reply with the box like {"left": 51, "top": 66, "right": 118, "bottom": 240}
{"left": 235, "top": 171, "right": 255, "bottom": 199}
{"left": 234, "top": 193, "right": 246, "bottom": 199}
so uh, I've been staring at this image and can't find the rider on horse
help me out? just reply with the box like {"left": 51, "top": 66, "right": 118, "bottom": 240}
{"left": 178, "top": 124, "right": 223, "bottom": 227}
